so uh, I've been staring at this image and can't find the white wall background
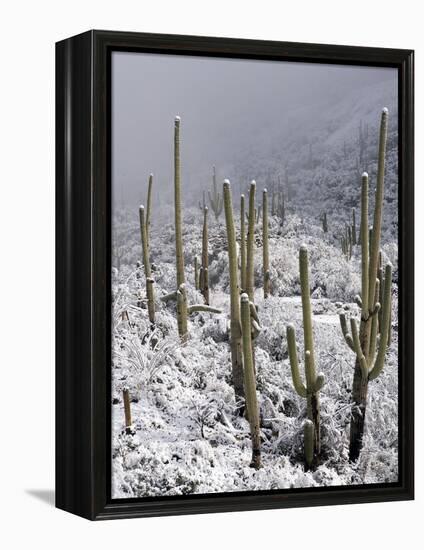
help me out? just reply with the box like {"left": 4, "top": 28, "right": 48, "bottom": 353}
{"left": 0, "top": 1, "right": 421, "bottom": 547}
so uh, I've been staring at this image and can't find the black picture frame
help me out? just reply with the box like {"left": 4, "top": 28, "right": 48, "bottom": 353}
{"left": 56, "top": 29, "right": 414, "bottom": 521}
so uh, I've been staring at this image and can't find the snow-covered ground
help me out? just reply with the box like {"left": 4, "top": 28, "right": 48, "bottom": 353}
{"left": 111, "top": 208, "right": 398, "bottom": 498}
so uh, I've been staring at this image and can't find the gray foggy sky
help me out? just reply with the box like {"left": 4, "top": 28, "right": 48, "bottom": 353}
{"left": 112, "top": 51, "right": 397, "bottom": 206}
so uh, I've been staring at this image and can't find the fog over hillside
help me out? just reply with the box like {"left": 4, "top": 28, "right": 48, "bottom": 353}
{"left": 112, "top": 52, "right": 397, "bottom": 214}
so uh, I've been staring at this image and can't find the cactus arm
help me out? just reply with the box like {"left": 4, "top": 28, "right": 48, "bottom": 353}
{"left": 160, "top": 290, "right": 178, "bottom": 302}
{"left": 174, "top": 116, "right": 185, "bottom": 289}
{"left": 339, "top": 313, "right": 355, "bottom": 351}
{"left": 354, "top": 295, "right": 363, "bottom": 308}
{"left": 368, "top": 263, "right": 393, "bottom": 381}
{"left": 246, "top": 181, "right": 256, "bottom": 301}
{"left": 350, "top": 317, "right": 369, "bottom": 378}
{"left": 188, "top": 304, "right": 221, "bottom": 314}
{"left": 313, "top": 373, "right": 325, "bottom": 393}
{"left": 360, "top": 172, "right": 370, "bottom": 317}
{"left": 251, "top": 319, "right": 261, "bottom": 339}
{"left": 249, "top": 301, "right": 260, "bottom": 324}
{"left": 286, "top": 324, "right": 307, "bottom": 398}
{"left": 367, "top": 108, "right": 388, "bottom": 310}
{"left": 368, "top": 279, "right": 380, "bottom": 364}
{"left": 146, "top": 173, "right": 153, "bottom": 246}
{"left": 304, "top": 419, "right": 314, "bottom": 468}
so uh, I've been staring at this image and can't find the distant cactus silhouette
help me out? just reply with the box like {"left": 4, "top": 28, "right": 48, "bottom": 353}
{"left": 208, "top": 166, "right": 223, "bottom": 220}
{"left": 321, "top": 212, "right": 328, "bottom": 233}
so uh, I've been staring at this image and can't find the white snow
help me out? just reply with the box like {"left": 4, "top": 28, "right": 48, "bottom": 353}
{"left": 111, "top": 204, "right": 398, "bottom": 499}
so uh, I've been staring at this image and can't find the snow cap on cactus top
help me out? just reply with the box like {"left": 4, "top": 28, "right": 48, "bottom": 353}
{"left": 139, "top": 204, "right": 145, "bottom": 211}
{"left": 362, "top": 172, "right": 368, "bottom": 178}
{"left": 300, "top": 243, "right": 308, "bottom": 252}
{"left": 250, "top": 180, "right": 256, "bottom": 186}
{"left": 240, "top": 292, "right": 249, "bottom": 302}
{"left": 263, "top": 188, "right": 268, "bottom": 193}
{"left": 174, "top": 115, "right": 181, "bottom": 122}
{"left": 223, "top": 179, "right": 230, "bottom": 187}
{"left": 382, "top": 107, "right": 389, "bottom": 114}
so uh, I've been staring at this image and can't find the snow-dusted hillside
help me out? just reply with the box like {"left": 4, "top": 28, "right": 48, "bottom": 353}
{"left": 111, "top": 201, "right": 398, "bottom": 498}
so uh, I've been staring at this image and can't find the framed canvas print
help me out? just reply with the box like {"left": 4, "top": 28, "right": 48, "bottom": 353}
{"left": 56, "top": 30, "right": 414, "bottom": 520}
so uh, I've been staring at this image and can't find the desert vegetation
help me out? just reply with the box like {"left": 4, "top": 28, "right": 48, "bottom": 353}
{"left": 111, "top": 105, "right": 398, "bottom": 498}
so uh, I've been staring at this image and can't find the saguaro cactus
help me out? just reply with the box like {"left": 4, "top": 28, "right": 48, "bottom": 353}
{"left": 161, "top": 117, "right": 220, "bottom": 339}
{"left": 262, "top": 189, "right": 270, "bottom": 298}
{"left": 199, "top": 207, "right": 210, "bottom": 304}
{"left": 208, "top": 166, "right": 223, "bottom": 220}
{"left": 338, "top": 109, "right": 392, "bottom": 461}
{"left": 271, "top": 181, "right": 276, "bottom": 216}
{"left": 223, "top": 180, "right": 245, "bottom": 401}
{"left": 240, "top": 293, "right": 262, "bottom": 469}
{"left": 286, "top": 245, "right": 325, "bottom": 467}
{"left": 139, "top": 205, "right": 155, "bottom": 326}
{"left": 321, "top": 212, "right": 328, "bottom": 233}
{"left": 277, "top": 185, "right": 286, "bottom": 226}
{"left": 240, "top": 194, "right": 247, "bottom": 293}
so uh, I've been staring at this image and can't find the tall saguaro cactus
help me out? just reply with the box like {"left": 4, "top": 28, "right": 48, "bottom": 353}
{"left": 339, "top": 109, "right": 392, "bottom": 461}
{"left": 161, "top": 117, "right": 220, "bottom": 339}
{"left": 286, "top": 245, "right": 325, "bottom": 466}
{"left": 139, "top": 205, "right": 155, "bottom": 326}
{"left": 240, "top": 293, "right": 262, "bottom": 469}
{"left": 199, "top": 206, "right": 210, "bottom": 304}
{"left": 223, "top": 180, "right": 245, "bottom": 402}
{"left": 262, "top": 189, "right": 270, "bottom": 298}
{"left": 240, "top": 194, "right": 247, "bottom": 293}
{"left": 208, "top": 166, "right": 223, "bottom": 220}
